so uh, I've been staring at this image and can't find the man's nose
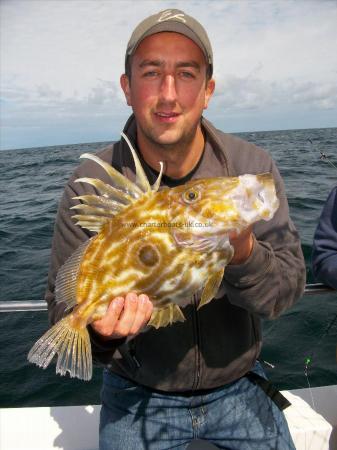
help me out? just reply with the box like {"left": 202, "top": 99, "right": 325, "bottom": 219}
{"left": 159, "top": 75, "right": 177, "bottom": 102}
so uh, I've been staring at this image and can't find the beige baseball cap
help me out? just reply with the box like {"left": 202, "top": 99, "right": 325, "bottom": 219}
{"left": 125, "top": 9, "right": 213, "bottom": 76}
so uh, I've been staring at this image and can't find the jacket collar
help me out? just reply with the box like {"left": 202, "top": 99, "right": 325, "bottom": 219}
{"left": 119, "top": 114, "right": 231, "bottom": 181}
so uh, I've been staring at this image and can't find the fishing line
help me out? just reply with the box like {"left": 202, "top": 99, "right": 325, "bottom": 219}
{"left": 262, "top": 304, "right": 337, "bottom": 397}
{"left": 303, "top": 309, "right": 337, "bottom": 408}
{"left": 305, "top": 136, "right": 337, "bottom": 406}
{"left": 319, "top": 151, "right": 337, "bottom": 170}
{"left": 307, "top": 138, "right": 337, "bottom": 171}
{"left": 261, "top": 138, "right": 337, "bottom": 403}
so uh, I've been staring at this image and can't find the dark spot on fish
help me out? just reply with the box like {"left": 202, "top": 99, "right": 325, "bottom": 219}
{"left": 138, "top": 245, "right": 159, "bottom": 267}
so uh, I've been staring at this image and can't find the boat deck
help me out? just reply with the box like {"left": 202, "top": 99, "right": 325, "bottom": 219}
{"left": 1, "top": 385, "right": 336, "bottom": 450}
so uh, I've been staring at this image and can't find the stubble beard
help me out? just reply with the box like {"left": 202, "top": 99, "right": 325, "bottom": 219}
{"left": 139, "top": 120, "right": 201, "bottom": 154}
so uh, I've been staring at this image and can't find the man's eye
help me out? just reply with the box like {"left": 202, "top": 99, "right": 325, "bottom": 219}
{"left": 180, "top": 72, "right": 195, "bottom": 79}
{"left": 143, "top": 71, "right": 158, "bottom": 78}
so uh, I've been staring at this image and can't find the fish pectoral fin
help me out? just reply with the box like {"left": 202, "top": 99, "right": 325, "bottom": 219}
{"left": 198, "top": 268, "right": 225, "bottom": 310}
{"left": 173, "top": 230, "right": 218, "bottom": 252}
{"left": 148, "top": 303, "right": 185, "bottom": 329}
{"left": 55, "top": 239, "right": 91, "bottom": 309}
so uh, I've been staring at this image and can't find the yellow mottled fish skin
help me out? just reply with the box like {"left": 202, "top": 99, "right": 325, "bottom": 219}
{"left": 28, "top": 140, "right": 279, "bottom": 381}
{"left": 72, "top": 175, "right": 278, "bottom": 326}
{"left": 73, "top": 189, "right": 225, "bottom": 322}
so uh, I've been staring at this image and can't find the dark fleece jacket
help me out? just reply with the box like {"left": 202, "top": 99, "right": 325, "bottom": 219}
{"left": 45, "top": 115, "right": 306, "bottom": 391}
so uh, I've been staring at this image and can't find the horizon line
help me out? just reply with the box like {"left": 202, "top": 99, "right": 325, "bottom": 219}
{"left": 1, "top": 125, "right": 336, "bottom": 152}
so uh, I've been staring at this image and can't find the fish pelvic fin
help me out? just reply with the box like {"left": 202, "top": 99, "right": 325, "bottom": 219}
{"left": 27, "top": 316, "right": 92, "bottom": 381}
{"left": 148, "top": 303, "right": 185, "bottom": 329}
{"left": 198, "top": 268, "right": 225, "bottom": 310}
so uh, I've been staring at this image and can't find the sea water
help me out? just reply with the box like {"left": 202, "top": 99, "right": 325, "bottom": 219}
{"left": 0, "top": 127, "right": 336, "bottom": 407}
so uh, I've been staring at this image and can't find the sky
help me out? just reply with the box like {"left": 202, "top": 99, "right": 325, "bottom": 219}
{"left": 1, "top": 0, "right": 337, "bottom": 150}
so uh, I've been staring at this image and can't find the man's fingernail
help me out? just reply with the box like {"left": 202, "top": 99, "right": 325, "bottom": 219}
{"left": 112, "top": 297, "right": 124, "bottom": 309}
{"left": 128, "top": 293, "right": 137, "bottom": 303}
{"left": 139, "top": 294, "right": 148, "bottom": 305}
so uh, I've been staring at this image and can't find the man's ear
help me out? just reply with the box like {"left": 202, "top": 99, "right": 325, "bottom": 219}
{"left": 120, "top": 74, "right": 131, "bottom": 106}
{"left": 204, "top": 78, "right": 215, "bottom": 110}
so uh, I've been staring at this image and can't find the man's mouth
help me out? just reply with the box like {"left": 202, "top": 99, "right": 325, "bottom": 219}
{"left": 154, "top": 112, "right": 180, "bottom": 122}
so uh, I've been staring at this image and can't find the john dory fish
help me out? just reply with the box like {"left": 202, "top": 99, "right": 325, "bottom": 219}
{"left": 28, "top": 133, "right": 279, "bottom": 381}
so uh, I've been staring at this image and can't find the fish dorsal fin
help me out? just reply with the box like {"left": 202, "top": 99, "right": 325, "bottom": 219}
{"left": 121, "top": 132, "right": 165, "bottom": 193}
{"left": 72, "top": 195, "right": 126, "bottom": 212}
{"left": 152, "top": 161, "right": 164, "bottom": 192}
{"left": 80, "top": 153, "right": 143, "bottom": 199}
{"left": 73, "top": 148, "right": 144, "bottom": 232}
{"left": 73, "top": 133, "right": 164, "bottom": 233}
{"left": 121, "top": 132, "right": 151, "bottom": 193}
{"left": 55, "top": 239, "right": 91, "bottom": 309}
{"left": 74, "top": 178, "right": 133, "bottom": 204}
{"left": 71, "top": 188, "right": 127, "bottom": 233}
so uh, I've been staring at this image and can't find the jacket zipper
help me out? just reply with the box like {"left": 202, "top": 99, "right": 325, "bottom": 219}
{"left": 192, "top": 294, "right": 201, "bottom": 389}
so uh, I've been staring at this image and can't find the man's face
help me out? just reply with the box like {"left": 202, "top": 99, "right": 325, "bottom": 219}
{"left": 121, "top": 32, "right": 215, "bottom": 149}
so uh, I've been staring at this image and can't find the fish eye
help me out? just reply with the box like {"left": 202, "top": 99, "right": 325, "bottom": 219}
{"left": 183, "top": 188, "right": 200, "bottom": 204}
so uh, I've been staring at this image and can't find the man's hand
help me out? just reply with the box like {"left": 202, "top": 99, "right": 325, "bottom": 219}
{"left": 91, "top": 293, "right": 153, "bottom": 340}
{"left": 229, "top": 226, "right": 254, "bottom": 265}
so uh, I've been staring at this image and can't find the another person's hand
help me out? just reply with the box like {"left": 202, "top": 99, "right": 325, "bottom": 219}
{"left": 229, "top": 225, "right": 254, "bottom": 265}
{"left": 91, "top": 292, "right": 153, "bottom": 340}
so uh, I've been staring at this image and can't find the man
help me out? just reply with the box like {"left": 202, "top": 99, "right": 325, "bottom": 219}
{"left": 46, "top": 9, "right": 306, "bottom": 450}
{"left": 312, "top": 185, "right": 337, "bottom": 289}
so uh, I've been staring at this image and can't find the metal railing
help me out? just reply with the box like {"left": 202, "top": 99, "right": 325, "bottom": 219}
{"left": 0, "top": 283, "right": 335, "bottom": 313}
{"left": 303, "top": 283, "right": 335, "bottom": 295}
{"left": 0, "top": 300, "right": 48, "bottom": 312}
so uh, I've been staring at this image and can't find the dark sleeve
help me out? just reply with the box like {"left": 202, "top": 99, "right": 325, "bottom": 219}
{"left": 45, "top": 171, "right": 125, "bottom": 364}
{"left": 312, "top": 186, "right": 337, "bottom": 289}
{"left": 223, "top": 159, "right": 306, "bottom": 319}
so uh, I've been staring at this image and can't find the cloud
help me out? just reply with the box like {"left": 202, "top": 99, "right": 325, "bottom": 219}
{"left": 2, "top": 78, "right": 124, "bottom": 122}
{"left": 1, "top": 0, "right": 337, "bottom": 149}
{"left": 87, "top": 79, "right": 118, "bottom": 105}
{"left": 36, "top": 84, "right": 62, "bottom": 100}
{"left": 0, "top": 77, "right": 130, "bottom": 149}
{"left": 212, "top": 75, "right": 337, "bottom": 111}
{"left": 207, "top": 1, "right": 337, "bottom": 83}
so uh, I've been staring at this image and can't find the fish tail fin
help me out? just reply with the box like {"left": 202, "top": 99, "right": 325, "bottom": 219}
{"left": 27, "top": 316, "right": 92, "bottom": 381}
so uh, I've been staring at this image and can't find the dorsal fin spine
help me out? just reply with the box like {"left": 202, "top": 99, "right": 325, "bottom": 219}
{"left": 121, "top": 132, "right": 165, "bottom": 193}
{"left": 79, "top": 153, "right": 142, "bottom": 198}
{"left": 75, "top": 178, "right": 132, "bottom": 204}
{"left": 121, "top": 132, "right": 151, "bottom": 193}
{"left": 152, "top": 161, "right": 164, "bottom": 192}
{"left": 73, "top": 135, "right": 164, "bottom": 234}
